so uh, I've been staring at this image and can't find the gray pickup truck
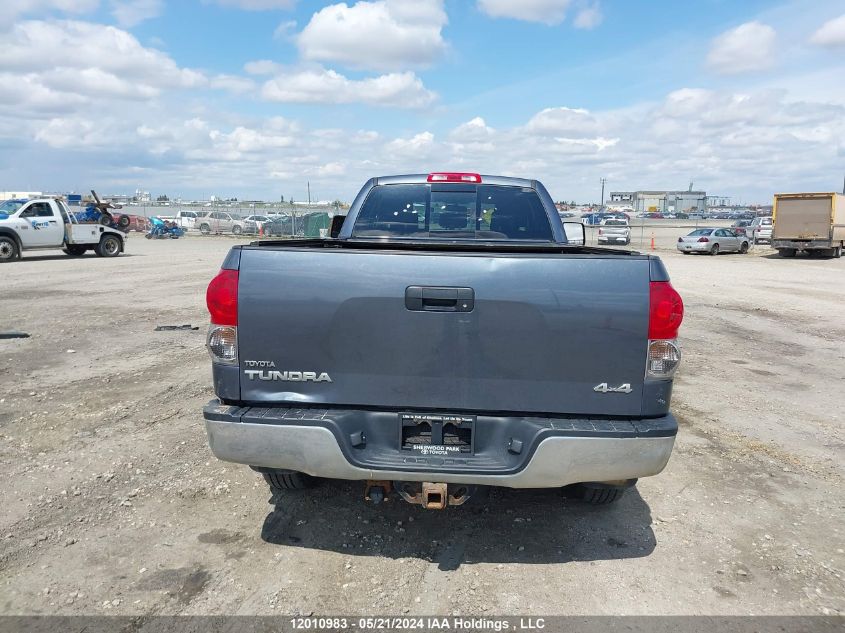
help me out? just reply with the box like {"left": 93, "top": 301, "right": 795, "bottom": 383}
{"left": 203, "top": 173, "right": 684, "bottom": 509}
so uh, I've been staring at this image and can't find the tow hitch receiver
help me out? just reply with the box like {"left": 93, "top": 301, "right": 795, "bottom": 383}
{"left": 420, "top": 482, "right": 447, "bottom": 510}
{"left": 395, "top": 481, "right": 473, "bottom": 510}
{"left": 364, "top": 480, "right": 392, "bottom": 504}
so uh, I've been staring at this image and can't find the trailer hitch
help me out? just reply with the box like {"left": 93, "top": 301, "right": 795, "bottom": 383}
{"left": 395, "top": 482, "right": 474, "bottom": 510}
{"left": 364, "top": 480, "right": 392, "bottom": 505}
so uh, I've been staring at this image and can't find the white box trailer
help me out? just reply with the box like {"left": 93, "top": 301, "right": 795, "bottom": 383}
{"left": 772, "top": 192, "right": 845, "bottom": 258}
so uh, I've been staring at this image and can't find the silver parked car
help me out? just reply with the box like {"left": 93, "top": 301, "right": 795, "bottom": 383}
{"left": 242, "top": 215, "right": 271, "bottom": 234}
{"left": 196, "top": 211, "right": 245, "bottom": 235}
{"left": 677, "top": 228, "right": 749, "bottom": 255}
{"left": 748, "top": 216, "right": 773, "bottom": 244}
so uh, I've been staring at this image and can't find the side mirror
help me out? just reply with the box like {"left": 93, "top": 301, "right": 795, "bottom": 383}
{"left": 329, "top": 215, "right": 346, "bottom": 238}
{"left": 563, "top": 221, "right": 585, "bottom": 245}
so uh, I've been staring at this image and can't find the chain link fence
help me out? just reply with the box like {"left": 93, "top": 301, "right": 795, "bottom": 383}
{"left": 112, "top": 200, "right": 345, "bottom": 238}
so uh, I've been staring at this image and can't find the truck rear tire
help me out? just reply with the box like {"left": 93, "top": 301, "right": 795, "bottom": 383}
{"left": 0, "top": 236, "right": 19, "bottom": 262}
{"left": 63, "top": 245, "right": 87, "bottom": 257}
{"left": 95, "top": 234, "right": 122, "bottom": 258}
{"left": 262, "top": 470, "right": 314, "bottom": 491}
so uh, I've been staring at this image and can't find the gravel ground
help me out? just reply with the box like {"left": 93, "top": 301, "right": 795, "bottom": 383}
{"left": 0, "top": 231, "right": 842, "bottom": 616}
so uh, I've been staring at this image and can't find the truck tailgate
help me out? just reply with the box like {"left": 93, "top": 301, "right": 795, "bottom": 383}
{"left": 774, "top": 196, "right": 831, "bottom": 239}
{"left": 237, "top": 248, "right": 650, "bottom": 416}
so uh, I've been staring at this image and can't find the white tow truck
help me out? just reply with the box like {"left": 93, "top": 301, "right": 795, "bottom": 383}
{"left": 0, "top": 197, "right": 126, "bottom": 262}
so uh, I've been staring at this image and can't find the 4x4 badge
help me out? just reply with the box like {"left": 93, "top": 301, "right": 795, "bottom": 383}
{"left": 593, "top": 383, "right": 632, "bottom": 394}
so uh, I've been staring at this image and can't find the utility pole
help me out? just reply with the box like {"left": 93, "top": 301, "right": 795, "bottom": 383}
{"left": 307, "top": 181, "right": 311, "bottom": 205}
{"left": 599, "top": 177, "right": 606, "bottom": 208}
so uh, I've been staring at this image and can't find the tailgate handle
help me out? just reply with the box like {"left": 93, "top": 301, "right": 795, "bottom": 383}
{"left": 405, "top": 286, "right": 474, "bottom": 312}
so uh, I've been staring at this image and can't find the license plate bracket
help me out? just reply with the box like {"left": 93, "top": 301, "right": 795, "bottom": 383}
{"left": 400, "top": 413, "right": 475, "bottom": 456}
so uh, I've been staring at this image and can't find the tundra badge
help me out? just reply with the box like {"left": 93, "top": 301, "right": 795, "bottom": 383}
{"left": 244, "top": 370, "right": 333, "bottom": 383}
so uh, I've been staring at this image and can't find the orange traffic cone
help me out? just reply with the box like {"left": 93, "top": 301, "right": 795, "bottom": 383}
{"left": 650, "top": 234, "right": 655, "bottom": 250}
{"left": 259, "top": 224, "right": 264, "bottom": 237}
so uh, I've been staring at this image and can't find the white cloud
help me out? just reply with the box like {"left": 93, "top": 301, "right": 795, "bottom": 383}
{"left": 449, "top": 117, "right": 494, "bottom": 142}
{"left": 110, "top": 0, "right": 163, "bottom": 27}
{"left": 810, "top": 14, "right": 845, "bottom": 47}
{"left": 1, "top": 20, "right": 205, "bottom": 100}
{"left": 573, "top": 2, "right": 602, "bottom": 30}
{"left": 12, "top": 79, "right": 845, "bottom": 204}
{"left": 42, "top": 66, "right": 160, "bottom": 99}
{"left": 706, "top": 21, "right": 777, "bottom": 75}
{"left": 386, "top": 131, "right": 435, "bottom": 156}
{"left": 244, "top": 59, "right": 283, "bottom": 75}
{"left": 260, "top": 67, "right": 435, "bottom": 107}
{"left": 0, "top": 0, "right": 99, "bottom": 27}
{"left": 311, "top": 162, "right": 347, "bottom": 177}
{"left": 661, "top": 88, "right": 711, "bottom": 119}
{"left": 525, "top": 107, "right": 600, "bottom": 137}
{"left": 477, "top": 0, "right": 572, "bottom": 25}
{"left": 34, "top": 117, "right": 101, "bottom": 148}
{"left": 273, "top": 19, "right": 297, "bottom": 39}
{"left": 210, "top": 74, "right": 257, "bottom": 94}
{"left": 0, "top": 72, "right": 88, "bottom": 114}
{"left": 210, "top": 124, "right": 296, "bottom": 153}
{"left": 297, "top": 0, "right": 447, "bottom": 72}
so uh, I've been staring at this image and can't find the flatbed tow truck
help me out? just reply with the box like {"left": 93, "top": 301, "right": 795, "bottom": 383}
{"left": 0, "top": 197, "right": 126, "bottom": 261}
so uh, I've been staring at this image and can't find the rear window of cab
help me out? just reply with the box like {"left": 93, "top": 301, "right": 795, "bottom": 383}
{"left": 352, "top": 184, "right": 554, "bottom": 241}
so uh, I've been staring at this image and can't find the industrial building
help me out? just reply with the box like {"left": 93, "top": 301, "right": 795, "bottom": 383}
{"left": 609, "top": 190, "right": 707, "bottom": 214}
{"left": 1, "top": 191, "right": 43, "bottom": 201}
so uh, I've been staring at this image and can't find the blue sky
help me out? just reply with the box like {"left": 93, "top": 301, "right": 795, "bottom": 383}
{"left": 0, "top": 0, "right": 843, "bottom": 203}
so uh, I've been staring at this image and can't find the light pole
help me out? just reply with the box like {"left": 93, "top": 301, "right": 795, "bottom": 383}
{"left": 600, "top": 177, "right": 606, "bottom": 209}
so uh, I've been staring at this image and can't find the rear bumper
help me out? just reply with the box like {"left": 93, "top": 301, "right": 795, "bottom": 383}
{"left": 203, "top": 401, "right": 677, "bottom": 488}
{"left": 677, "top": 243, "right": 709, "bottom": 252}
{"left": 773, "top": 239, "right": 834, "bottom": 250}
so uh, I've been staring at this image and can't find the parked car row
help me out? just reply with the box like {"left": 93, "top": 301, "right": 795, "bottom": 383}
{"left": 158, "top": 210, "right": 284, "bottom": 235}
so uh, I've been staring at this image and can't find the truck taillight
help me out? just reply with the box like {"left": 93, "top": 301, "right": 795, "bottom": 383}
{"left": 647, "top": 281, "right": 684, "bottom": 379}
{"left": 648, "top": 281, "right": 684, "bottom": 339}
{"left": 646, "top": 339, "right": 681, "bottom": 378}
{"left": 598, "top": 228, "right": 603, "bottom": 235}
{"left": 206, "top": 269, "right": 238, "bottom": 364}
{"left": 206, "top": 269, "right": 238, "bottom": 326}
{"left": 207, "top": 326, "right": 237, "bottom": 364}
